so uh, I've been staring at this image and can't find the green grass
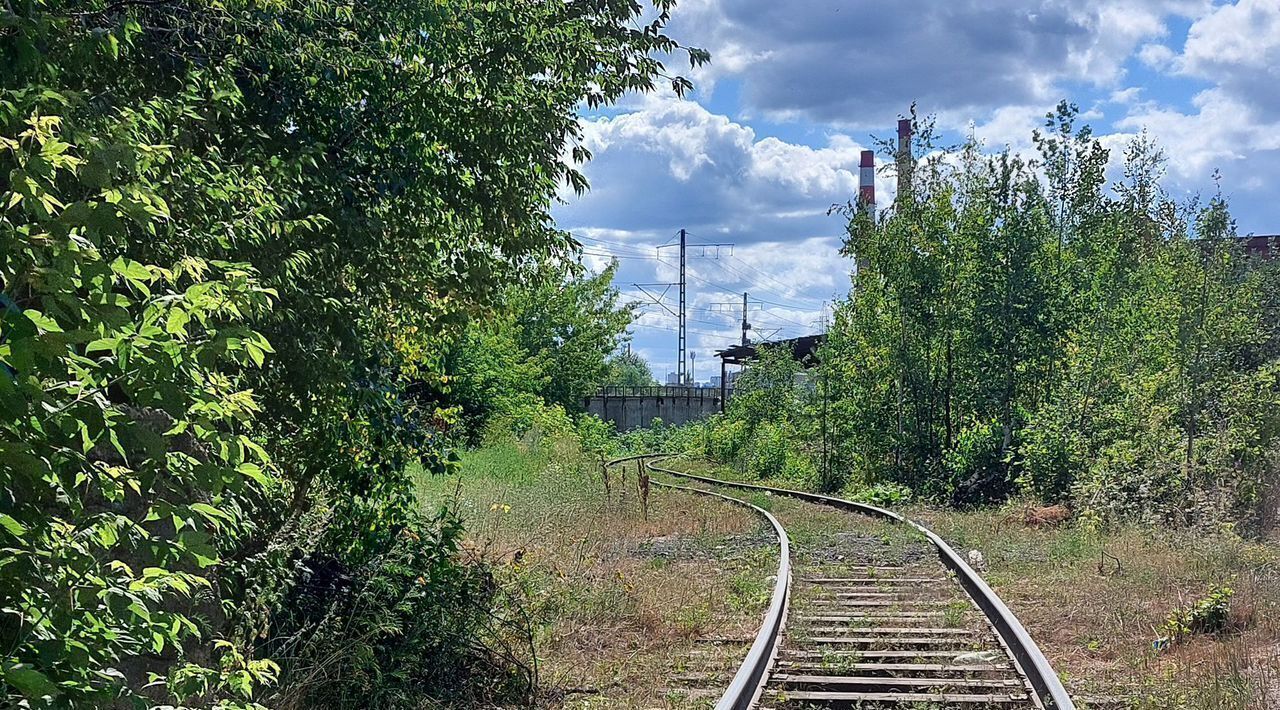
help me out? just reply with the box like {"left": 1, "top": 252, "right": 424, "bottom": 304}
{"left": 416, "top": 438, "right": 780, "bottom": 708}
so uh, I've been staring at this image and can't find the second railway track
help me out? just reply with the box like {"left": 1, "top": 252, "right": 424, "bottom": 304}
{"left": 608, "top": 454, "right": 1075, "bottom": 710}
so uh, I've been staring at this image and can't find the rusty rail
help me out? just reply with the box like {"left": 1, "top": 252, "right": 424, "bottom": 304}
{"left": 606, "top": 454, "right": 790, "bottom": 710}
{"left": 646, "top": 455, "right": 1076, "bottom": 710}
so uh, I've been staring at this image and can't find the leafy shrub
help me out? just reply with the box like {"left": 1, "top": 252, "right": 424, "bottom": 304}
{"left": 482, "top": 400, "right": 576, "bottom": 447}
{"left": 1020, "top": 413, "right": 1088, "bottom": 503}
{"left": 265, "top": 509, "right": 531, "bottom": 708}
{"left": 779, "top": 452, "right": 819, "bottom": 488}
{"left": 1160, "top": 585, "right": 1234, "bottom": 644}
{"left": 945, "top": 420, "right": 1014, "bottom": 507}
{"left": 1, "top": 116, "right": 281, "bottom": 706}
{"left": 745, "top": 422, "right": 789, "bottom": 479}
{"left": 847, "top": 482, "right": 914, "bottom": 506}
{"left": 707, "top": 416, "right": 749, "bottom": 462}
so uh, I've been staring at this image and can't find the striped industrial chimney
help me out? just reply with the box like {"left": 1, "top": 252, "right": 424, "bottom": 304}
{"left": 855, "top": 149, "right": 875, "bottom": 279}
{"left": 858, "top": 149, "right": 876, "bottom": 209}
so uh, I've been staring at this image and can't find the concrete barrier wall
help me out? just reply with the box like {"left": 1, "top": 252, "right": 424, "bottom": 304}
{"left": 584, "top": 390, "right": 723, "bottom": 431}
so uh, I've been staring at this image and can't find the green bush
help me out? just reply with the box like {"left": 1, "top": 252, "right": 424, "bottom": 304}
{"left": 846, "top": 482, "right": 914, "bottom": 506}
{"left": 945, "top": 420, "right": 1014, "bottom": 507}
{"left": 1, "top": 114, "right": 281, "bottom": 707}
{"left": 707, "top": 416, "right": 749, "bottom": 462}
{"left": 265, "top": 509, "right": 530, "bottom": 708}
{"left": 745, "top": 421, "right": 789, "bottom": 479}
{"left": 1161, "top": 585, "right": 1234, "bottom": 643}
{"left": 1020, "top": 413, "right": 1088, "bottom": 503}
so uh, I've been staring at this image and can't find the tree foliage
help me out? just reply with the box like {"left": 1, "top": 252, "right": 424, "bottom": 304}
{"left": 603, "top": 350, "right": 658, "bottom": 388}
{"left": 2, "top": 0, "right": 702, "bottom": 706}
{"left": 825, "top": 103, "right": 1280, "bottom": 523}
{"left": 698, "top": 103, "right": 1279, "bottom": 529}
{"left": 438, "top": 261, "right": 634, "bottom": 440}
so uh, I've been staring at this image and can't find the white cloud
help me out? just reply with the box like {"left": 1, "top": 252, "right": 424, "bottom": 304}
{"left": 1114, "top": 88, "right": 1280, "bottom": 180}
{"left": 1138, "top": 42, "right": 1177, "bottom": 68}
{"left": 561, "top": 95, "right": 874, "bottom": 245}
{"left": 1179, "top": 0, "right": 1280, "bottom": 72}
{"left": 570, "top": 0, "right": 1280, "bottom": 379}
{"left": 667, "top": 0, "right": 1197, "bottom": 128}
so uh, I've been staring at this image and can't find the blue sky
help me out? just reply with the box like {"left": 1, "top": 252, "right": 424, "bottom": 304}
{"left": 553, "top": 0, "right": 1280, "bottom": 382}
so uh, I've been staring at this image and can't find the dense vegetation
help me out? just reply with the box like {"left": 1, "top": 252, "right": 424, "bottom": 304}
{"left": 4, "top": 1, "right": 1274, "bottom": 705}
{"left": 433, "top": 263, "right": 635, "bottom": 442}
{"left": 0, "top": 1, "right": 701, "bottom": 707}
{"left": 700, "top": 106, "right": 1280, "bottom": 529}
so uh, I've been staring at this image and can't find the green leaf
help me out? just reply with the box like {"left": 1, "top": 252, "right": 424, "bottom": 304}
{"left": 97, "top": 522, "right": 120, "bottom": 548}
{"left": 189, "top": 502, "right": 233, "bottom": 528}
{"left": 3, "top": 664, "right": 58, "bottom": 699}
{"left": 236, "top": 462, "right": 271, "bottom": 488}
{"left": 0, "top": 513, "right": 26, "bottom": 537}
{"left": 128, "top": 601, "right": 151, "bottom": 622}
{"left": 166, "top": 307, "right": 190, "bottom": 335}
{"left": 86, "top": 337, "right": 121, "bottom": 353}
{"left": 22, "top": 309, "right": 63, "bottom": 333}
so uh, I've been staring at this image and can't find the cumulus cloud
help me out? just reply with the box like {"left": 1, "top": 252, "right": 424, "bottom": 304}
{"left": 561, "top": 0, "right": 1280, "bottom": 379}
{"left": 1174, "top": 0, "right": 1280, "bottom": 113}
{"left": 669, "top": 0, "right": 1195, "bottom": 127}
{"left": 558, "top": 97, "right": 866, "bottom": 375}
{"left": 559, "top": 96, "right": 879, "bottom": 246}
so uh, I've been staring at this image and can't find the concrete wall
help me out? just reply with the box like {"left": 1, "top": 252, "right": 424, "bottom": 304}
{"left": 584, "top": 388, "right": 723, "bottom": 431}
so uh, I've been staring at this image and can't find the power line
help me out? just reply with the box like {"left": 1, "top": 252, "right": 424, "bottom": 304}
{"left": 582, "top": 250, "right": 657, "bottom": 261}
{"left": 666, "top": 254, "right": 821, "bottom": 314}
{"left": 628, "top": 322, "right": 741, "bottom": 344}
{"left": 574, "top": 233, "right": 653, "bottom": 251}
{"left": 704, "top": 257, "right": 823, "bottom": 310}
{"left": 729, "top": 254, "right": 824, "bottom": 304}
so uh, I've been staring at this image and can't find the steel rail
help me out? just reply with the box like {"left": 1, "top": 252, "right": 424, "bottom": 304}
{"left": 645, "top": 455, "right": 1076, "bottom": 710}
{"left": 605, "top": 455, "right": 790, "bottom": 710}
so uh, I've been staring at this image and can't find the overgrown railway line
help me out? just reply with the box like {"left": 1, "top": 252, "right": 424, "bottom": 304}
{"left": 605, "top": 454, "right": 1075, "bottom": 710}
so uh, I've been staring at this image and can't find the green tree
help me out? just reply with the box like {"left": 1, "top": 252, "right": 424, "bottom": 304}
{"left": 439, "top": 261, "right": 635, "bottom": 439}
{"left": 513, "top": 262, "right": 636, "bottom": 411}
{"left": 2, "top": 0, "right": 703, "bottom": 705}
{"left": 803, "top": 104, "right": 1278, "bottom": 523}
{"left": 603, "top": 351, "right": 658, "bottom": 388}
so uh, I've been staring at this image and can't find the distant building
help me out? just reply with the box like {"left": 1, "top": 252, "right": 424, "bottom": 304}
{"left": 710, "top": 375, "right": 722, "bottom": 388}
{"left": 1236, "top": 234, "right": 1279, "bottom": 260}
{"left": 665, "top": 371, "right": 680, "bottom": 385}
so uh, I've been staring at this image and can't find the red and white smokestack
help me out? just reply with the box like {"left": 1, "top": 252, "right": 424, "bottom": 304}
{"left": 858, "top": 149, "right": 876, "bottom": 210}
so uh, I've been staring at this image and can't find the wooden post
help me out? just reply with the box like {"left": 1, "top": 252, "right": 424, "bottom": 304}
{"left": 639, "top": 458, "right": 651, "bottom": 520}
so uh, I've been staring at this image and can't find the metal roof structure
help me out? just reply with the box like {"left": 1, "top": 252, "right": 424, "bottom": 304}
{"left": 1236, "top": 234, "right": 1279, "bottom": 260}
{"left": 715, "top": 334, "right": 826, "bottom": 367}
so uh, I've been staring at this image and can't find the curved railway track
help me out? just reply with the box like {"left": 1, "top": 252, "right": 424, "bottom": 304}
{"left": 606, "top": 454, "right": 1074, "bottom": 710}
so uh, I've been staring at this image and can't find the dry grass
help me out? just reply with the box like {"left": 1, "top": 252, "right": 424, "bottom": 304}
{"left": 416, "top": 442, "right": 778, "bottom": 708}
{"left": 660, "top": 456, "right": 1280, "bottom": 708}
{"left": 912, "top": 505, "right": 1280, "bottom": 709}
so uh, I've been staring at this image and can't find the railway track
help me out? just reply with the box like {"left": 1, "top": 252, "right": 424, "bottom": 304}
{"left": 606, "top": 454, "right": 1074, "bottom": 710}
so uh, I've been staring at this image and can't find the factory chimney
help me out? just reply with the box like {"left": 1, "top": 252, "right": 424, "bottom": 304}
{"left": 896, "top": 118, "right": 913, "bottom": 204}
{"left": 855, "top": 149, "right": 875, "bottom": 278}
{"left": 858, "top": 149, "right": 876, "bottom": 209}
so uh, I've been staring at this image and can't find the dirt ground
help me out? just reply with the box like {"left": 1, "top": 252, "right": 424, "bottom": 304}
{"left": 916, "top": 505, "right": 1280, "bottom": 709}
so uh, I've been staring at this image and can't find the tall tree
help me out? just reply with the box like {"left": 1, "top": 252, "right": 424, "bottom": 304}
{"left": 1, "top": 1, "right": 704, "bottom": 706}
{"left": 604, "top": 350, "right": 658, "bottom": 388}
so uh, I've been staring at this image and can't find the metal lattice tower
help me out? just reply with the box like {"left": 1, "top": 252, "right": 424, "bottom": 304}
{"left": 678, "top": 228, "right": 687, "bottom": 384}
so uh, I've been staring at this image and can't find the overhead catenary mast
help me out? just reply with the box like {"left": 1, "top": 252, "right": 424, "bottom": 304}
{"left": 655, "top": 229, "right": 733, "bottom": 387}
